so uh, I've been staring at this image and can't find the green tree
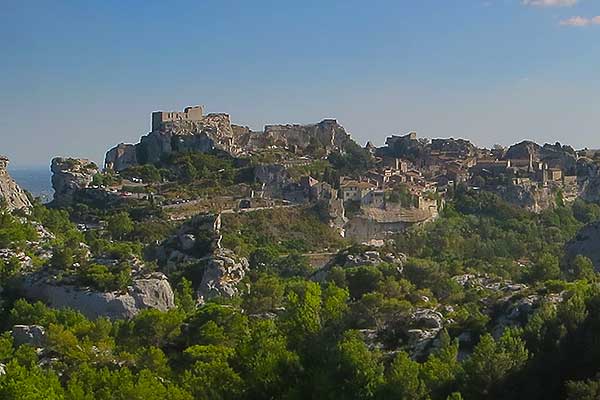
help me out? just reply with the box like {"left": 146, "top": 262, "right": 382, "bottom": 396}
{"left": 175, "top": 278, "right": 196, "bottom": 314}
{"left": 569, "top": 255, "right": 596, "bottom": 281}
{"left": 566, "top": 377, "right": 600, "bottom": 400}
{"left": 242, "top": 273, "right": 284, "bottom": 314}
{"left": 0, "top": 362, "right": 64, "bottom": 399}
{"left": 528, "top": 254, "right": 561, "bottom": 283}
{"left": 335, "top": 331, "right": 384, "bottom": 400}
{"left": 346, "top": 266, "right": 383, "bottom": 299}
{"left": 281, "top": 281, "right": 322, "bottom": 345}
{"left": 421, "top": 330, "right": 461, "bottom": 398}
{"left": 235, "top": 320, "right": 300, "bottom": 399}
{"left": 107, "top": 212, "right": 134, "bottom": 240}
{"left": 321, "top": 282, "right": 349, "bottom": 326}
{"left": 460, "top": 330, "right": 528, "bottom": 399}
{"left": 380, "top": 350, "right": 428, "bottom": 400}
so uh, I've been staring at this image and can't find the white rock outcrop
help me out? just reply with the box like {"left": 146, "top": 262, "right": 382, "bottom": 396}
{"left": 22, "top": 272, "right": 175, "bottom": 320}
{"left": 51, "top": 157, "right": 99, "bottom": 206}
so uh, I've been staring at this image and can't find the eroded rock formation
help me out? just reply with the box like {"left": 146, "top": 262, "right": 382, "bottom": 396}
{"left": 51, "top": 157, "right": 99, "bottom": 206}
{"left": 155, "top": 213, "right": 249, "bottom": 302}
{"left": 0, "top": 156, "right": 32, "bottom": 211}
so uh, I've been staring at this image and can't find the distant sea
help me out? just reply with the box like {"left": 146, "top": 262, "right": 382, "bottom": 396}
{"left": 9, "top": 166, "right": 53, "bottom": 203}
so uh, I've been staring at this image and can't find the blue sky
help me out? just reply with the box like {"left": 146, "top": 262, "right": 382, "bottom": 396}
{"left": 1, "top": 0, "right": 599, "bottom": 167}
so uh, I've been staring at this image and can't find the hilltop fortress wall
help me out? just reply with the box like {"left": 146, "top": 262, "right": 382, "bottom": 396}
{"left": 105, "top": 104, "right": 354, "bottom": 171}
{"left": 151, "top": 105, "right": 203, "bottom": 131}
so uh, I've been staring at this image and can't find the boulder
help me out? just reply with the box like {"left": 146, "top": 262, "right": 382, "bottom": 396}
{"left": 156, "top": 213, "right": 222, "bottom": 267}
{"left": 491, "top": 295, "right": 540, "bottom": 339}
{"left": 358, "top": 329, "right": 383, "bottom": 351}
{"left": 410, "top": 308, "right": 444, "bottom": 330}
{"left": 0, "top": 156, "right": 32, "bottom": 211}
{"left": 12, "top": 325, "right": 46, "bottom": 348}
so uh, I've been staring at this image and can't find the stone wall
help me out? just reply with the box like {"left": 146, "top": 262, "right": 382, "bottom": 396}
{"left": 151, "top": 105, "right": 203, "bottom": 131}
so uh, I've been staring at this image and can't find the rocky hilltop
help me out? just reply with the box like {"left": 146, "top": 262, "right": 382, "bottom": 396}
{"left": 245, "top": 119, "right": 354, "bottom": 155}
{"left": 105, "top": 105, "right": 355, "bottom": 171}
{"left": 504, "top": 141, "right": 578, "bottom": 173}
{"left": 0, "top": 155, "right": 32, "bottom": 211}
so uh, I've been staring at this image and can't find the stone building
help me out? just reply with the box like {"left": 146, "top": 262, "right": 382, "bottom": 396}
{"left": 151, "top": 105, "right": 203, "bottom": 131}
{"left": 339, "top": 180, "right": 377, "bottom": 202}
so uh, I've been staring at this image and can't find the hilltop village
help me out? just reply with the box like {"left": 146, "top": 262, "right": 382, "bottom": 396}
{"left": 4, "top": 104, "right": 600, "bottom": 398}
{"left": 93, "top": 104, "right": 599, "bottom": 242}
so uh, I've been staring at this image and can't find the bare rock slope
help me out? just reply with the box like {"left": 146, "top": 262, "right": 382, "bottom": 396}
{"left": 0, "top": 156, "right": 32, "bottom": 211}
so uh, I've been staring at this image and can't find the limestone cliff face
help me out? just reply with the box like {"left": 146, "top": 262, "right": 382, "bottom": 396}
{"left": 577, "top": 162, "right": 600, "bottom": 203}
{"left": 253, "top": 165, "right": 292, "bottom": 197}
{"left": 493, "top": 184, "right": 555, "bottom": 213}
{"left": 106, "top": 113, "right": 240, "bottom": 170}
{"left": 105, "top": 143, "right": 137, "bottom": 171}
{"left": 0, "top": 156, "right": 32, "bottom": 211}
{"left": 51, "top": 158, "right": 99, "bottom": 206}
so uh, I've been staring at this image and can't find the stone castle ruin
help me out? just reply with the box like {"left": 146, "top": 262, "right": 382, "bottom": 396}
{"left": 105, "top": 104, "right": 355, "bottom": 171}
{"left": 151, "top": 105, "right": 204, "bottom": 131}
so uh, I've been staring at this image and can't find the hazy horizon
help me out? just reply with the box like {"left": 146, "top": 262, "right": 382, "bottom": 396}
{"left": 2, "top": 0, "right": 599, "bottom": 167}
